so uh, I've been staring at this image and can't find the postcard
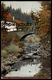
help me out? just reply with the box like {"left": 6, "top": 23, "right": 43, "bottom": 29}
{"left": 1, "top": 1, "right": 51, "bottom": 79}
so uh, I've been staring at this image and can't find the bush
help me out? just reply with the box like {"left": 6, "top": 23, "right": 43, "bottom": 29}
{"left": 5, "top": 43, "right": 23, "bottom": 55}
{"left": 1, "top": 50, "right": 8, "bottom": 58}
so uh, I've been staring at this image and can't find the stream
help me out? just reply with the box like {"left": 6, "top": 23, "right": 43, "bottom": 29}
{"left": 5, "top": 39, "right": 43, "bottom": 77}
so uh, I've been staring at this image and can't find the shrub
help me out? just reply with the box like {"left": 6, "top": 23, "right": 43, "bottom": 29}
{"left": 1, "top": 50, "right": 8, "bottom": 58}
{"left": 5, "top": 43, "right": 23, "bottom": 55}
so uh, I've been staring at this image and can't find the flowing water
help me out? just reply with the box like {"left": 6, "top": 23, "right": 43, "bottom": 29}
{"left": 5, "top": 40, "right": 42, "bottom": 77}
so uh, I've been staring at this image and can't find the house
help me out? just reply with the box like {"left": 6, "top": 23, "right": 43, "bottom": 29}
{"left": 15, "top": 19, "right": 26, "bottom": 31}
{"left": 1, "top": 12, "right": 17, "bottom": 32}
{"left": 5, "top": 21, "right": 17, "bottom": 32}
{"left": 5, "top": 19, "right": 26, "bottom": 32}
{"left": 15, "top": 20, "right": 26, "bottom": 26}
{"left": 2, "top": 12, "right": 26, "bottom": 32}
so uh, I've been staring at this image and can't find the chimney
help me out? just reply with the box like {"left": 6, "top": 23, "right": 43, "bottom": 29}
{"left": 13, "top": 16, "right": 15, "bottom": 21}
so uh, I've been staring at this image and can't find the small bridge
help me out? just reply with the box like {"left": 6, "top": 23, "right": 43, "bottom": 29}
{"left": 17, "top": 21, "right": 35, "bottom": 41}
{"left": 20, "top": 32, "right": 34, "bottom": 41}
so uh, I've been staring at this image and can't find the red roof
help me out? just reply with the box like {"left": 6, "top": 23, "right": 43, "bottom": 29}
{"left": 3, "top": 12, "right": 13, "bottom": 21}
{"left": 3, "top": 12, "right": 26, "bottom": 26}
{"left": 15, "top": 20, "right": 26, "bottom": 26}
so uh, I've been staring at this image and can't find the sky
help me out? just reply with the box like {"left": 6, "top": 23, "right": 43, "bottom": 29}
{"left": 1, "top": 1, "right": 41, "bottom": 13}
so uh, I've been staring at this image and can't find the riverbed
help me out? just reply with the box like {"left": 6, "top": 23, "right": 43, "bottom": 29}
{"left": 5, "top": 36, "right": 43, "bottom": 78}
